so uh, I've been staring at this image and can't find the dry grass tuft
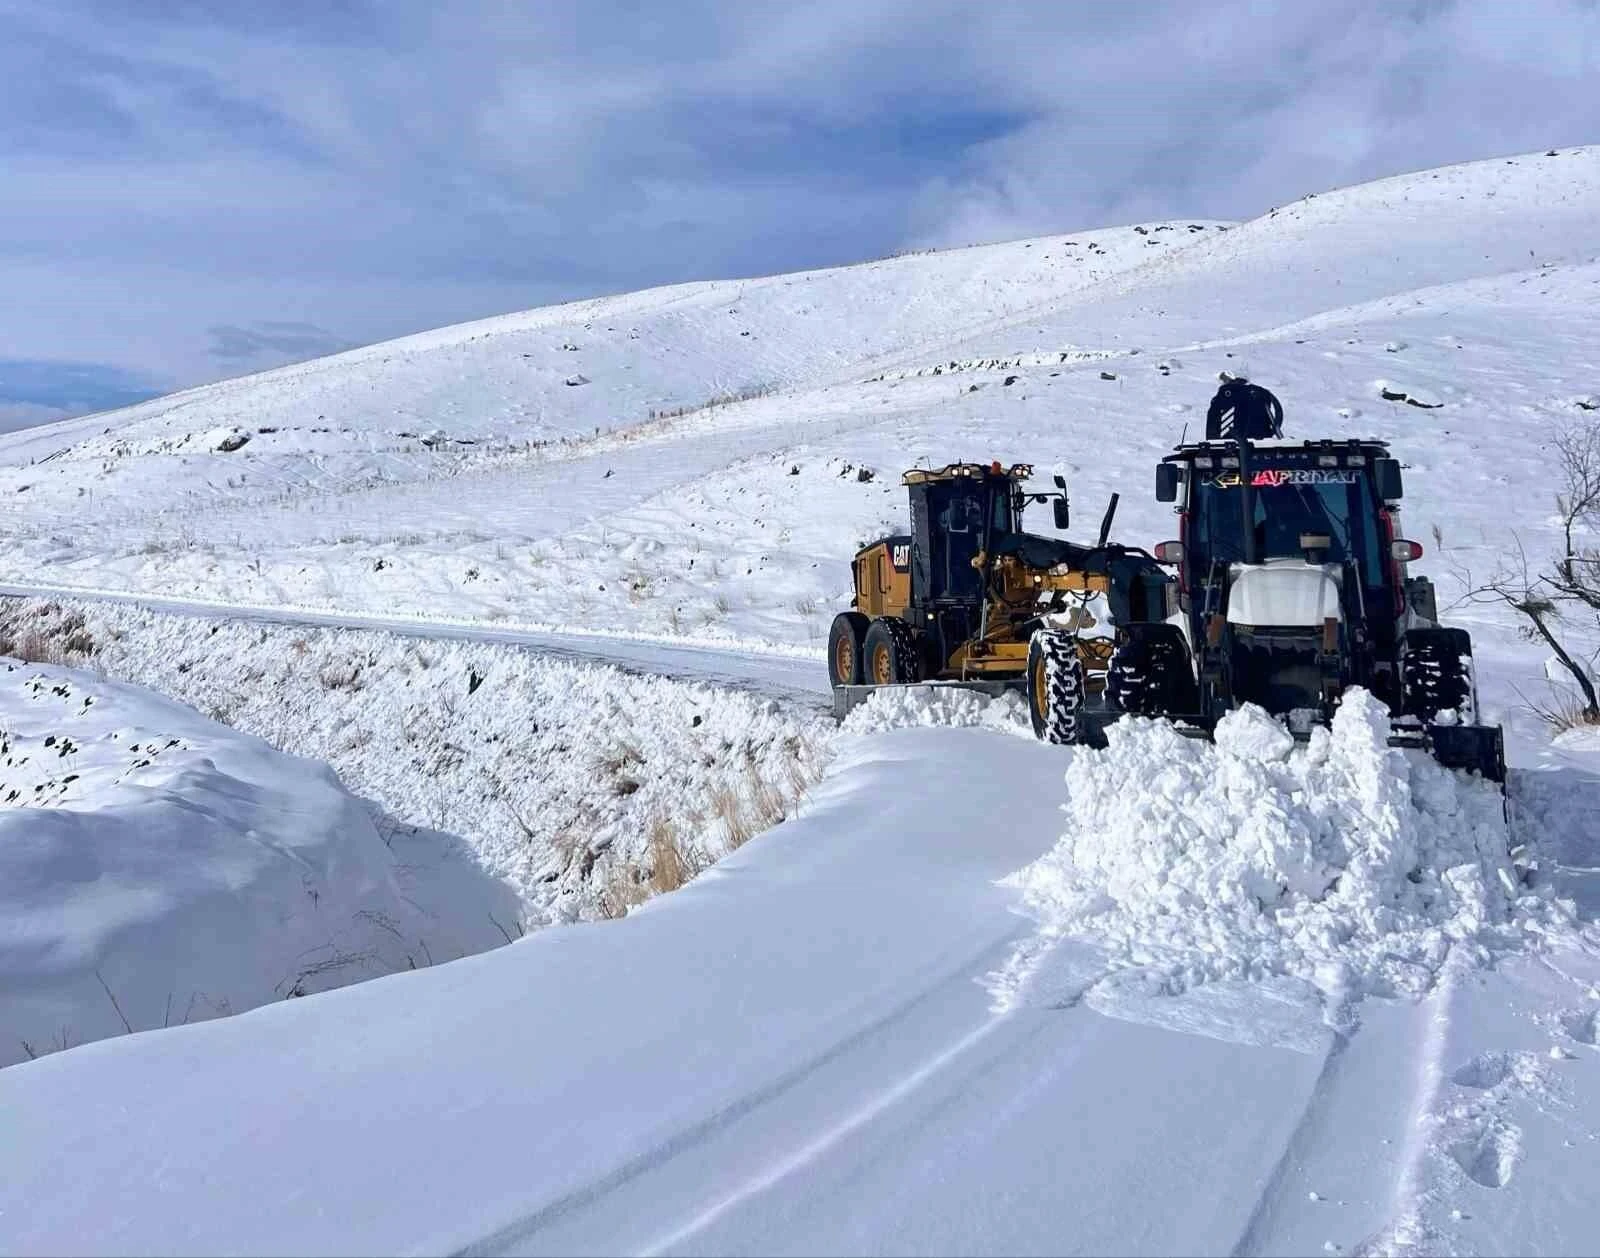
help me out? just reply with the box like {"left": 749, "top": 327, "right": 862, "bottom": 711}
{"left": 318, "top": 661, "right": 364, "bottom": 692}
{"left": 1523, "top": 684, "right": 1600, "bottom": 732}
{"left": 710, "top": 766, "right": 792, "bottom": 852}
{"left": 0, "top": 603, "right": 100, "bottom": 664}
{"left": 647, "top": 815, "right": 696, "bottom": 895}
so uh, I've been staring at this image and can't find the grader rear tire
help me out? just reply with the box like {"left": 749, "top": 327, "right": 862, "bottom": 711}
{"left": 1028, "top": 629, "right": 1087, "bottom": 745}
{"left": 827, "top": 612, "right": 870, "bottom": 688}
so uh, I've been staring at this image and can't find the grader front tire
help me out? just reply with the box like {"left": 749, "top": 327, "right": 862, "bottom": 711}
{"left": 1028, "top": 630, "right": 1087, "bottom": 745}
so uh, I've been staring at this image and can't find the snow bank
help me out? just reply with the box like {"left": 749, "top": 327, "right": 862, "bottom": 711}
{"left": 0, "top": 663, "right": 457, "bottom": 1068}
{"left": 994, "top": 691, "right": 1573, "bottom": 1028}
{"left": 0, "top": 597, "right": 832, "bottom": 924}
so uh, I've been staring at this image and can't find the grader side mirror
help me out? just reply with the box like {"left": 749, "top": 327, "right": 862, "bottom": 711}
{"left": 1053, "top": 498, "right": 1070, "bottom": 531}
{"left": 1156, "top": 463, "right": 1181, "bottom": 503}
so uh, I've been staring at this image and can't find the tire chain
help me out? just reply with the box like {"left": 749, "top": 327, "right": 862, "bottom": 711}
{"left": 1107, "top": 635, "right": 1184, "bottom": 716}
{"left": 1403, "top": 639, "right": 1474, "bottom": 722}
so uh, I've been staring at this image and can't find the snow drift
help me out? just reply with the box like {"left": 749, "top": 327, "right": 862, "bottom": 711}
{"left": 994, "top": 691, "right": 1574, "bottom": 1030}
{"left": 0, "top": 662, "right": 481, "bottom": 1067}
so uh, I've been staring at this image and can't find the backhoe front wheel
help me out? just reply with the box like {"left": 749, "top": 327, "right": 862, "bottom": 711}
{"left": 863, "top": 617, "right": 922, "bottom": 686}
{"left": 1028, "top": 629, "right": 1086, "bottom": 744}
{"left": 1401, "top": 628, "right": 1476, "bottom": 723}
{"left": 827, "top": 612, "right": 870, "bottom": 688}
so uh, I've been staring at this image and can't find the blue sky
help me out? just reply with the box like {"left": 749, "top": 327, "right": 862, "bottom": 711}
{"left": 1, "top": 0, "right": 1597, "bottom": 421}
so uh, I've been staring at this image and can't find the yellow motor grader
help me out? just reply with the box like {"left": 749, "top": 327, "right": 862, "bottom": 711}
{"left": 828, "top": 461, "right": 1171, "bottom": 741}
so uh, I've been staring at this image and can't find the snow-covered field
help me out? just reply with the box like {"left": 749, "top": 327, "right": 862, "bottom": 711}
{"left": 2, "top": 146, "right": 1599, "bottom": 1254}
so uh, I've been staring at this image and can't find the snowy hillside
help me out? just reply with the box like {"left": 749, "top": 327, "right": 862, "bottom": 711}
{"left": 2, "top": 146, "right": 1600, "bottom": 1256}
{"left": 0, "top": 149, "right": 1595, "bottom": 728}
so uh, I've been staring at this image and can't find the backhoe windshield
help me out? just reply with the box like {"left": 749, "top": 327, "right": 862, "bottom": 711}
{"left": 1191, "top": 470, "right": 1385, "bottom": 588}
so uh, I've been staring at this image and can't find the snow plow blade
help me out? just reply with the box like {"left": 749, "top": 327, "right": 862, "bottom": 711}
{"left": 832, "top": 679, "right": 1020, "bottom": 720}
{"left": 1162, "top": 716, "right": 1507, "bottom": 785}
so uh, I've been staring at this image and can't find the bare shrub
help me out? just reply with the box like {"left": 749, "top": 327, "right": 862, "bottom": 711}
{"left": 1520, "top": 683, "right": 1600, "bottom": 732}
{"left": 600, "top": 741, "right": 643, "bottom": 774}
{"left": 61, "top": 629, "right": 97, "bottom": 656}
{"left": 597, "top": 857, "right": 648, "bottom": 920}
{"left": 13, "top": 629, "right": 64, "bottom": 664}
{"left": 1459, "top": 421, "right": 1600, "bottom": 723}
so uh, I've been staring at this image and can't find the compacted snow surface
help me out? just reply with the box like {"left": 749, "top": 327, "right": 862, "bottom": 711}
{"left": 2, "top": 147, "right": 1600, "bottom": 1255}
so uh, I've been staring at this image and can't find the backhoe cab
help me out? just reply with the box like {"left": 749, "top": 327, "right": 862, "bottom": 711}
{"left": 1091, "top": 434, "right": 1506, "bottom": 781}
{"left": 829, "top": 461, "right": 1168, "bottom": 742}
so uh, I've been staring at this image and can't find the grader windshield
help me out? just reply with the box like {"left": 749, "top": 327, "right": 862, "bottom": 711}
{"left": 910, "top": 477, "right": 1014, "bottom": 604}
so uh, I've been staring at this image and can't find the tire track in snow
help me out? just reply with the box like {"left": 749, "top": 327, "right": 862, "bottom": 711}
{"left": 633, "top": 1018, "right": 1004, "bottom": 1257}
{"left": 1351, "top": 961, "right": 1460, "bottom": 1255}
{"left": 1227, "top": 964, "right": 1460, "bottom": 1258}
{"left": 1227, "top": 1033, "right": 1351, "bottom": 1258}
{"left": 452, "top": 938, "right": 1024, "bottom": 1257}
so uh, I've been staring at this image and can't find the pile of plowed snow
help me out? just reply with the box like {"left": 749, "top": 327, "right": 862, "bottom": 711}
{"left": 997, "top": 691, "right": 1572, "bottom": 1026}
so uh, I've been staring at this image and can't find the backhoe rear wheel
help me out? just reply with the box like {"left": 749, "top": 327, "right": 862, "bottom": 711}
{"left": 827, "top": 612, "right": 870, "bottom": 688}
{"left": 863, "top": 617, "right": 922, "bottom": 686}
{"left": 1028, "top": 629, "right": 1086, "bottom": 744}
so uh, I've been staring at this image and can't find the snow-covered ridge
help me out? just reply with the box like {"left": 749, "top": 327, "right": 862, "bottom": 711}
{"left": 0, "top": 218, "right": 1213, "bottom": 468}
